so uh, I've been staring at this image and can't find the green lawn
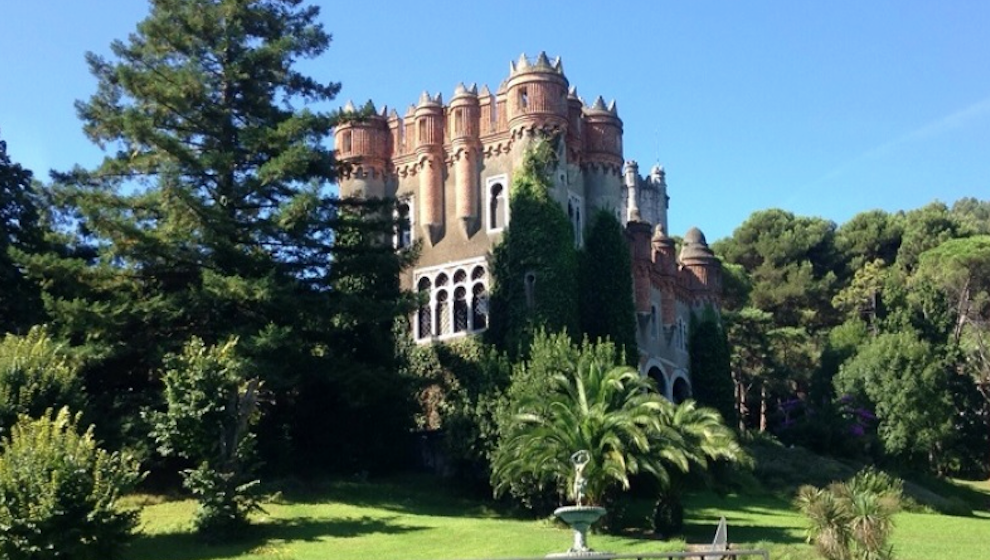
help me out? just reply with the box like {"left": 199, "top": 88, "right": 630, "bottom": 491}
{"left": 123, "top": 475, "right": 990, "bottom": 560}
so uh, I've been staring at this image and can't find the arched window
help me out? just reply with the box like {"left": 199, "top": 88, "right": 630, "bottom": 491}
{"left": 413, "top": 259, "right": 489, "bottom": 342}
{"left": 417, "top": 277, "right": 432, "bottom": 339}
{"left": 436, "top": 289, "right": 450, "bottom": 336}
{"left": 486, "top": 175, "right": 509, "bottom": 232}
{"left": 454, "top": 287, "right": 468, "bottom": 332}
{"left": 472, "top": 283, "right": 487, "bottom": 331}
{"left": 567, "top": 193, "right": 583, "bottom": 247}
{"left": 395, "top": 201, "right": 412, "bottom": 249}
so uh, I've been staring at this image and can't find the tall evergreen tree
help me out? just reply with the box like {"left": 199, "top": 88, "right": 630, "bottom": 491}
{"left": 18, "top": 0, "right": 409, "bottom": 465}
{"left": 579, "top": 209, "right": 637, "bottom": 364}
{"left": 689, "top": 310, "right": 736, "bottom": 427}
{"left": 0, "top": 131, "right": 44, "bottom": 334}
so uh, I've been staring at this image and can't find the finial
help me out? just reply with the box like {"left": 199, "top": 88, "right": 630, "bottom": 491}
{"left": 509, "top": 60, "right": 516, "bottom": 74}
{"left": 434, "top": 92, "right": 443, "bottom": 104}
{"left": 380, "top": 104, "right": 389, "bottom": 117}
{"left": 479, "top": 84, "right": 492, "bottom": 97}
{"left": 591, "top": 96, "right": 607, "bottom": 111}
{"left": 454, "top": 82, "right": 467, "bottom": 96}
{"left": 418, "top": 91, "right": 432, "bottom": 106}
{"left": 343, "top": 100, "right": 356, "bottom": 113}
{"left": 469, "top": 83, "right": 478, "bottom": 95}
{"left": 607, "top": 99, "right": 617, "bottom": 114}
{"left": 568, "top": 86, "right": 578, "bottom": 98}
{"left": 553, "top": 56, "right": 564, "bottom": 73}
{"left": 535, "top": 51, "right": 551, "bottom": 68}
{"left": 389, "top": 108, "right": 400, "bottom": 119}
{"left": 406, "top": 104, "right": 416, "bottom": 116}
{"left": 362, "top": 99, "right": 376, "bottom": 113}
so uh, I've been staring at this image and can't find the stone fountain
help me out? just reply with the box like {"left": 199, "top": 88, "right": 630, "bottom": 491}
{"left": 548, "top": 450, "right": 609, "bottom": 557}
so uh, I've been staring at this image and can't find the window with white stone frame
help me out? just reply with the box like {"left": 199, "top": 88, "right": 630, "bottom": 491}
{"left": 567, "top": 193, "right": 583, "bottom": 247}
{"left": 394, "top": 197, "right": 413, "bottom": 250}
{"left": 415, "top": 258, "right": 489, "bottom": 342}
{"left": 486, "top": 175, "right": 509, "bottom": 233}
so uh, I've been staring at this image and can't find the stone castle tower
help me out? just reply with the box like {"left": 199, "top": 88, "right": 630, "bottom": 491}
{"left": 334, "top": 53, "right": 721, "bottom": 400}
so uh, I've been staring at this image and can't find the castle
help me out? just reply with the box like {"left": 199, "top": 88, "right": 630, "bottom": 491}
{"left": 334, "top": 53, "right": 721, "bottom": 401}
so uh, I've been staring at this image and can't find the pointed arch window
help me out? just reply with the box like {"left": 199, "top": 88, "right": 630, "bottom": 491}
{"left": 486, "top": 174, "right": 509, "bottom": 232}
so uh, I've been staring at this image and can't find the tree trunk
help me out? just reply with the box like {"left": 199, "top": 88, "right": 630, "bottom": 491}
{"left": 760, "top": 383, "right": 768, "bottom": 432}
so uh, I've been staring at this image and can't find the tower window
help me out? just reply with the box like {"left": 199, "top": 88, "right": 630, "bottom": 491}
{"left": 567, "top": 193, "right": 583, "bottom": 247}
{"left": 454, "top": 109, "right": 463, "bottom": 133}
{"left": 519, "top": 87, "right": 529, "bottom": 110}
{"left": 394, "top": 199, "right": 413, "bottom": 249}
{"left": 418, "top": 119, "right": 426, "bottom": 142}
{"left": 341, "top": 130, "right": 352, "bottom": 153}
{"left": 486, "top": 175, "right": 509, "bottom": 232}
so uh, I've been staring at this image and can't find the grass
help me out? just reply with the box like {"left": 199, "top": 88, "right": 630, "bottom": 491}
{"left": 122, "top": 474, "right": 990, "bottom": 560}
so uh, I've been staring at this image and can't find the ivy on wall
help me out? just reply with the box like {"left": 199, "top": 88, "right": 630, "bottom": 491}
{"left": 486, "top": 138, "right": 579, "bottom": 359}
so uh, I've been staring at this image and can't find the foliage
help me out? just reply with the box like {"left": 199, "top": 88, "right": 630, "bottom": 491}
{"left": 689, "top": 309, "right": 736, "bottom": 426}
{"left": 492, "top": 332, "right": 744, "bottom": 516}
{"left": 0, "top": 407, "right": 142, "bottom": 559}
{"left": 835, "top": 209, "right": 903, "bottom": 275}
{"left": 795, "top": 468, "right": 902, "bottom": 560}
{"left": 148, "top": 337, "right": 261, "bottom": 540}
{"left": 835, "top": 331, "right": 954, "bottom": 474}
{"left": 895, "top": 202, "right": 962, "bottom": 272}
{"left": 0, "top": 131, "right": 45, "bottom": 334}
{"left": 714, "top": 208, "right": 839, "bottom": 330}
{"left": 0, "top": 326, "right": 83, "bottom": 432}
{"left": 578, "top": 209, "right": 638, "bottom": 363}
{"left": 487, "top": 138, "right": 579, "bottom": 359}
{"left": 401, "top": 336, "right": 510, "bottom": 477}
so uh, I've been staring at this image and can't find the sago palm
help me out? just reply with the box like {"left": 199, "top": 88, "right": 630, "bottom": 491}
{"left": 492, "top": 353, "right": 668, "bottom": 505}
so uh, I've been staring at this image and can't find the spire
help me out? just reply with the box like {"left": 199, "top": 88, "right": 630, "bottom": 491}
{"left": 591, "top": 96, "right": 607, "bottom": 111}
{"left": 553, "top": 55, "right": 564, "bottom": 74}
{"left": 343, "top": 100, "right": 356, "bottom": 113}
{"left": 418, "top": 91, "right": 432, "bottom": 106}
{"left": 568, "top": 86, "right": 579, "bottom": 99}
{"left": 607, "top": 99, "right": 617, "bottom": 114}
{"left": 479, "top": 84, "right": 492, "bottom": 97}
{"left": 469, "top": 83, "right": 478, "bottom": 94}
{"left": 534, "top": 51, "right": 551, "bottom": 69}
{"left": 362, "top": 99, "right": 376, "bottom": 113}
{"left": 453, "top": 82, "right": 467, "bottom": 96}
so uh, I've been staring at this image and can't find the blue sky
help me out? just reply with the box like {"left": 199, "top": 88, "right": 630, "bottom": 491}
{"left": 2, "top": 1, "right": 988, "bottom": 241}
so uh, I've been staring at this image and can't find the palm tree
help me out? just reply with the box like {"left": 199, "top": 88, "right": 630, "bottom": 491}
{"left": 491, "top": 335, "right": 747, "bottom": 512}
{"left": 492, "top": 352, "right": 667, "bottom": 505}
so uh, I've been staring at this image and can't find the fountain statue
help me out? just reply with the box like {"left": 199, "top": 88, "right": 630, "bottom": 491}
{"left": 548, "top": 450, "right": 609, "bottom": 557}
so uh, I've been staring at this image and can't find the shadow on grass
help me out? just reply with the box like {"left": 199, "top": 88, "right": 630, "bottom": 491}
{"left": 126, "top": 515, "right": 428, "bottom": 560}
{"left": 272, "top": 473, "right": 510, "bottom": 519}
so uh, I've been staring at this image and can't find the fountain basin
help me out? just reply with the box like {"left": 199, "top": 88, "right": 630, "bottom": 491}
{"left": 548, "top": 506, "right": 609, "bottom": 557}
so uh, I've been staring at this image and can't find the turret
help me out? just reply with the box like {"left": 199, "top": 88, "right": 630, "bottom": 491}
{"left": 647, "top": 164, "right": 669, "bottom": 232}
{"left": 334, "top": 100, "right": 390, "bottom": 198}
{"left": 583, "top": 96, "right": 623, "bottom": 170}
{"left": 505, "top": 52, "right": 569, "bottom": 137}
{"left": 623, "top": 160, "right": 641, "bottom": 222}
{"left": 651, "top": 224, "right": 678, "bottom": 325}
{"left": 450, "top": 83, "right": 481, "bottom": 236}
{"left": 415, "top": 92, "right": 445, "bottom": 243}
{"left": 679, "top": 227, "right": 722, "bottom": 302}
{"left": 566, "top": 87, "right": 584, "bottom": 159}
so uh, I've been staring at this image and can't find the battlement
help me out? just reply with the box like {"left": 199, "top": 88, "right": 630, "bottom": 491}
{"left": 334, "top": 52, "right": 623, "bottom": 172}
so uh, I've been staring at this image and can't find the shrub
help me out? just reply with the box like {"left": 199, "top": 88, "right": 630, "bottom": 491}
{"left": 0, "top": 326, "right": 83, "bottom": 431}
{"left": 0, "top": 407, "right": 142, "bottom": 559}
{"left": 148, "top": 337, "right": 262, "bottom": 541}
{"left": 795, "top": 467, "right": 901, "bottom": 560}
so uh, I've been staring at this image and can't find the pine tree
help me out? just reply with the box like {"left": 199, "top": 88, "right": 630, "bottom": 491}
{"left": 0, "top": 131, "right": 44, "bottom": 334}
{"left": 18, "top": 0, "right": 408, "bottom": 461}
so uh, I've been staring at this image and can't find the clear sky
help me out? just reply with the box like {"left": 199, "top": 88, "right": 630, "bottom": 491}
{"left": 1, "top": 1, "right": 988, "bottom": 241}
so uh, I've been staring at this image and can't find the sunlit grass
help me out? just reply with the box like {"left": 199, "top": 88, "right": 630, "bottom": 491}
{"left": 122, "top": 474, "right": 990, "bottom": 560}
